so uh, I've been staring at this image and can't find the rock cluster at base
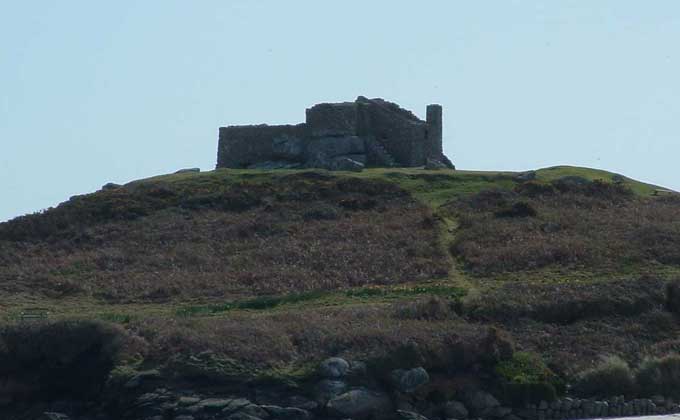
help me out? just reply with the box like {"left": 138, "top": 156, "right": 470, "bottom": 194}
{"left": 13, "top": 357, "right": 680, "bottom": 420}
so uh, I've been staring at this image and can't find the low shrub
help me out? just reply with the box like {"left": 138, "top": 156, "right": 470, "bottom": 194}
{"left": 496, "top": 352, "right": 561, "bottom": 405}
{"left": 427, "top": 327, "right": 512, "bottom": 372}
{"left": 551, "top": 178, "right": 633, "bottom": 201}
{"left": 502, "top": 382, "right": 557, "bottom": 406}
{"left": 303, "top": 204, "right": 340, "bottom": 221}
{"left": 636, "top": 354, "right": 680, "bottom": 399}
{"left": 338, "top": 197, "right": 378, "bottom": 211}
{"left": 392, "top": 296, "right": 455, "bottom": 321}
{"left": 0, "top": 320, "right": 126, "bottom": 400}
{"left": 494, "top": 202, "right": 538, "bottom": 218}
{"left": 460, "top": 189, "right": 517, "bottom": 212}
{"left": 496, "top": 352, "right": 553, "bottom": 384}
{"left": 573, "top": 356, "right": 635, "bottom": 398}
{"left": 0, "top": 175, "right": 448, "bottom": 302}
{"left": 477, "top": 327, "right": 515, "bottom": 366}
{"left": 448, "top": 182, "right": 678, "bottom": 274}
{"left": 367, "top": 341, "right": 428, "bottom": 382}
{"left": 666, "top": 280, "right": 680, "bottom": 314}
{"left": 514, "top": 181, "right": 556, "bottom": 197}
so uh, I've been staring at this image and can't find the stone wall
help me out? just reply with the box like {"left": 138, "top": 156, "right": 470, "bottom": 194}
{"left": 216, "top": 97, "right": 452, "bottom": 171}
{"left": 517, "top": 396, "right": 680, "bottom": 420}
{"left": 356, "top": 97, "right": 429, "bottom": 166}
{"left": 217, "top": 124, "right": 308, "bottom": 168}
{"left": 305, "top": 102, "right": 358, "bottom": 136}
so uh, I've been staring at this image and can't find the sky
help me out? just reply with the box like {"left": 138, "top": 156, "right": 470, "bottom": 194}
{"left": 1, "top": 1, "right": 679, "bottom": 222}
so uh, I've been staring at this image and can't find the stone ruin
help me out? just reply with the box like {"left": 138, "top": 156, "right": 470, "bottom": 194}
{"left": 216, "top": 96, "right": 454, "bottom": 171}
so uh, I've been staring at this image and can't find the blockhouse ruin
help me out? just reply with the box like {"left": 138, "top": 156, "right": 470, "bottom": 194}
{"left": 216, "top": 96, "right": 454, "bottom": 171}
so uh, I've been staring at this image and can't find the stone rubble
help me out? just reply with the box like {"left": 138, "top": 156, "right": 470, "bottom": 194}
{"left": 26, "top": 357, "right": 680, "bottom": 420}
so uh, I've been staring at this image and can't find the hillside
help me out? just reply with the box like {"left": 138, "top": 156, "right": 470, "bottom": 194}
{"left": 2, "top": 166, "right": 680, "bottom": 419}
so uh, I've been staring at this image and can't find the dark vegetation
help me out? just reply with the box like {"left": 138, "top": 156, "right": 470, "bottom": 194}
{"left": 468, "top": 276, "right": 666, "bottom": 324}
{"left": 0, "top": 173, "right": 447, "bottom": 302}
{"left": 574, "top": 353, "right": 680, "bottom": 400}
{"left": 635, "top": 354, "right": 680, "bottom": 399}
{"left": 449, "top": 179, "right": 680, "bottom": 274}
{"left": 2, "top": 167, "right": 680, "bottom": 406}
{"left": 495, "top": 352, "right": 562, "bottom": 405}
{"left": 0, "top": 321, "right": 128, "bottom": 401}
{"left": 573, "top": 356, "right": 636, "bottom": 398}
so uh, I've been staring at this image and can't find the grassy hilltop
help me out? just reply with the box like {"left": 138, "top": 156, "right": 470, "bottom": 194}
{"left": 1, "top": 165, "right": 680, "bottom": 404}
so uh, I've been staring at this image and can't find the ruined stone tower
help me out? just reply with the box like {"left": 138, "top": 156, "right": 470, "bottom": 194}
{"left": 217, "top": 97, "right": 453, "bottom": 171}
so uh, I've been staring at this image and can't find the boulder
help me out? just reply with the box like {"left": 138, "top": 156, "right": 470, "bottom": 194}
{"left": 487, "top": 406, "right": 512, "bottom": 418}
{"left": 240, "top": 404, "right": 270, "bottom": 419}
{"left": 440, "top": 154, "right": 456, "bottom": 169}
{"left": 348, "top": 360, "right": 368, "bottom": 378}
{"left": 390, "top": 367, "right": 430, "bottom": 393}
{"left": 346, "top": 154, "right": 367, "bottom": 164}
{"left": 101, "top": 182, "right": 121, "bottom": 191}
{"left": 424, "top": 158, "right": 448, "bottom": 170}
{"left": 395, "top": 400, "right": 417, "bottom": 413}
{"left": 43, "top": 414, "right": 70, "bottom": 420}
{"left": 319, "top": 357, "right": 350, "bottom": 378}
{"left": 136, "top": 391, "right": 171, "bottom": 405}
{"left": 197, "top": 398, "right": 237, "bottom": 411}
{"left": 227, "top": 413, "right": 264, "bottom": 420}
{"left": 123, "top": 369, "right": 161, "bottom": 388}
{"left": 443, "top": 401, "right": 468, "bottom": 419}
{"left": 465, "top": 391, "right": 500, "bottom": 416}
{"left": 540, "top": 222, "right": 561, "bottom": 233}
{"left": 261, "top": 405, "right": 312, "bottom": 420}
{"left": 515, "top": 171, "right": 537, "bottom": 182}
{"left": 397, "top": 410, "right": 430, "bottom": 420}
{"left": 286, "top": 396, "right": 319, "bottom": 411}
{"left": 652, "top": 395, "right": 666, "bottom": 406}
{"left": 329, "top": 156, "right": 365, "bottom": 171}
{"left": 327, "top": 388, "right": 393, "bottom": 419}
{"left": 220, "top": 398, "right": 254, "bottom": 414}
{"left": 315, "top": 379, "right": 348, "bottom": 404}
{"left": 178, "top": 396, "right": 202, "bottom": 406}
{"left": 612, "top": 174, "right": 626, "bottom": 184}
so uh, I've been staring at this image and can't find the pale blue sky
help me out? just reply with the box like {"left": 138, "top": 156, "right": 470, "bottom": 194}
{"left": 1, "top": 1, "right": 679, "bottom": 222}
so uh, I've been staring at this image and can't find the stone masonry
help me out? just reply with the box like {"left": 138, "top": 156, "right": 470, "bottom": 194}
{"left": 216, "top": 97, "right": 454, "bottom": 171}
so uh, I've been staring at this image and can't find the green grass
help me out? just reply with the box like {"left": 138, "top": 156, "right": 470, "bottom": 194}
{"left": 535, "top": 165, "right": 663, "bottom": 196}
{"left": 129, "top": 166, "right": 668, "bottom": 213}
{"left": 130, "top": 167, "right": 521, "bottom": 209}
{"left": 176, "top": 284, "right": 467, "bottom": 317}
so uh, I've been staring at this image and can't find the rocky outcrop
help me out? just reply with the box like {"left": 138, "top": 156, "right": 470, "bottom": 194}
{"left": 390, "top": 367, "right": 429, "bottom": 393}
{"left": 444, "top": 400, "right": 469, "bottom": 419}
{"left": 326, "top": 388, "right": 393, "bottom": 419}
{"left": 174, "top": 168, "right": 201, "bottom": 174}
{"left": 101, "top": 182, "right": 122, "bottom": 191}
{"left": 319, "top": 357, "right": 351, "bottom": 379}
{"left": 12, "top": 356, "right": 680, "bottom": 420}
